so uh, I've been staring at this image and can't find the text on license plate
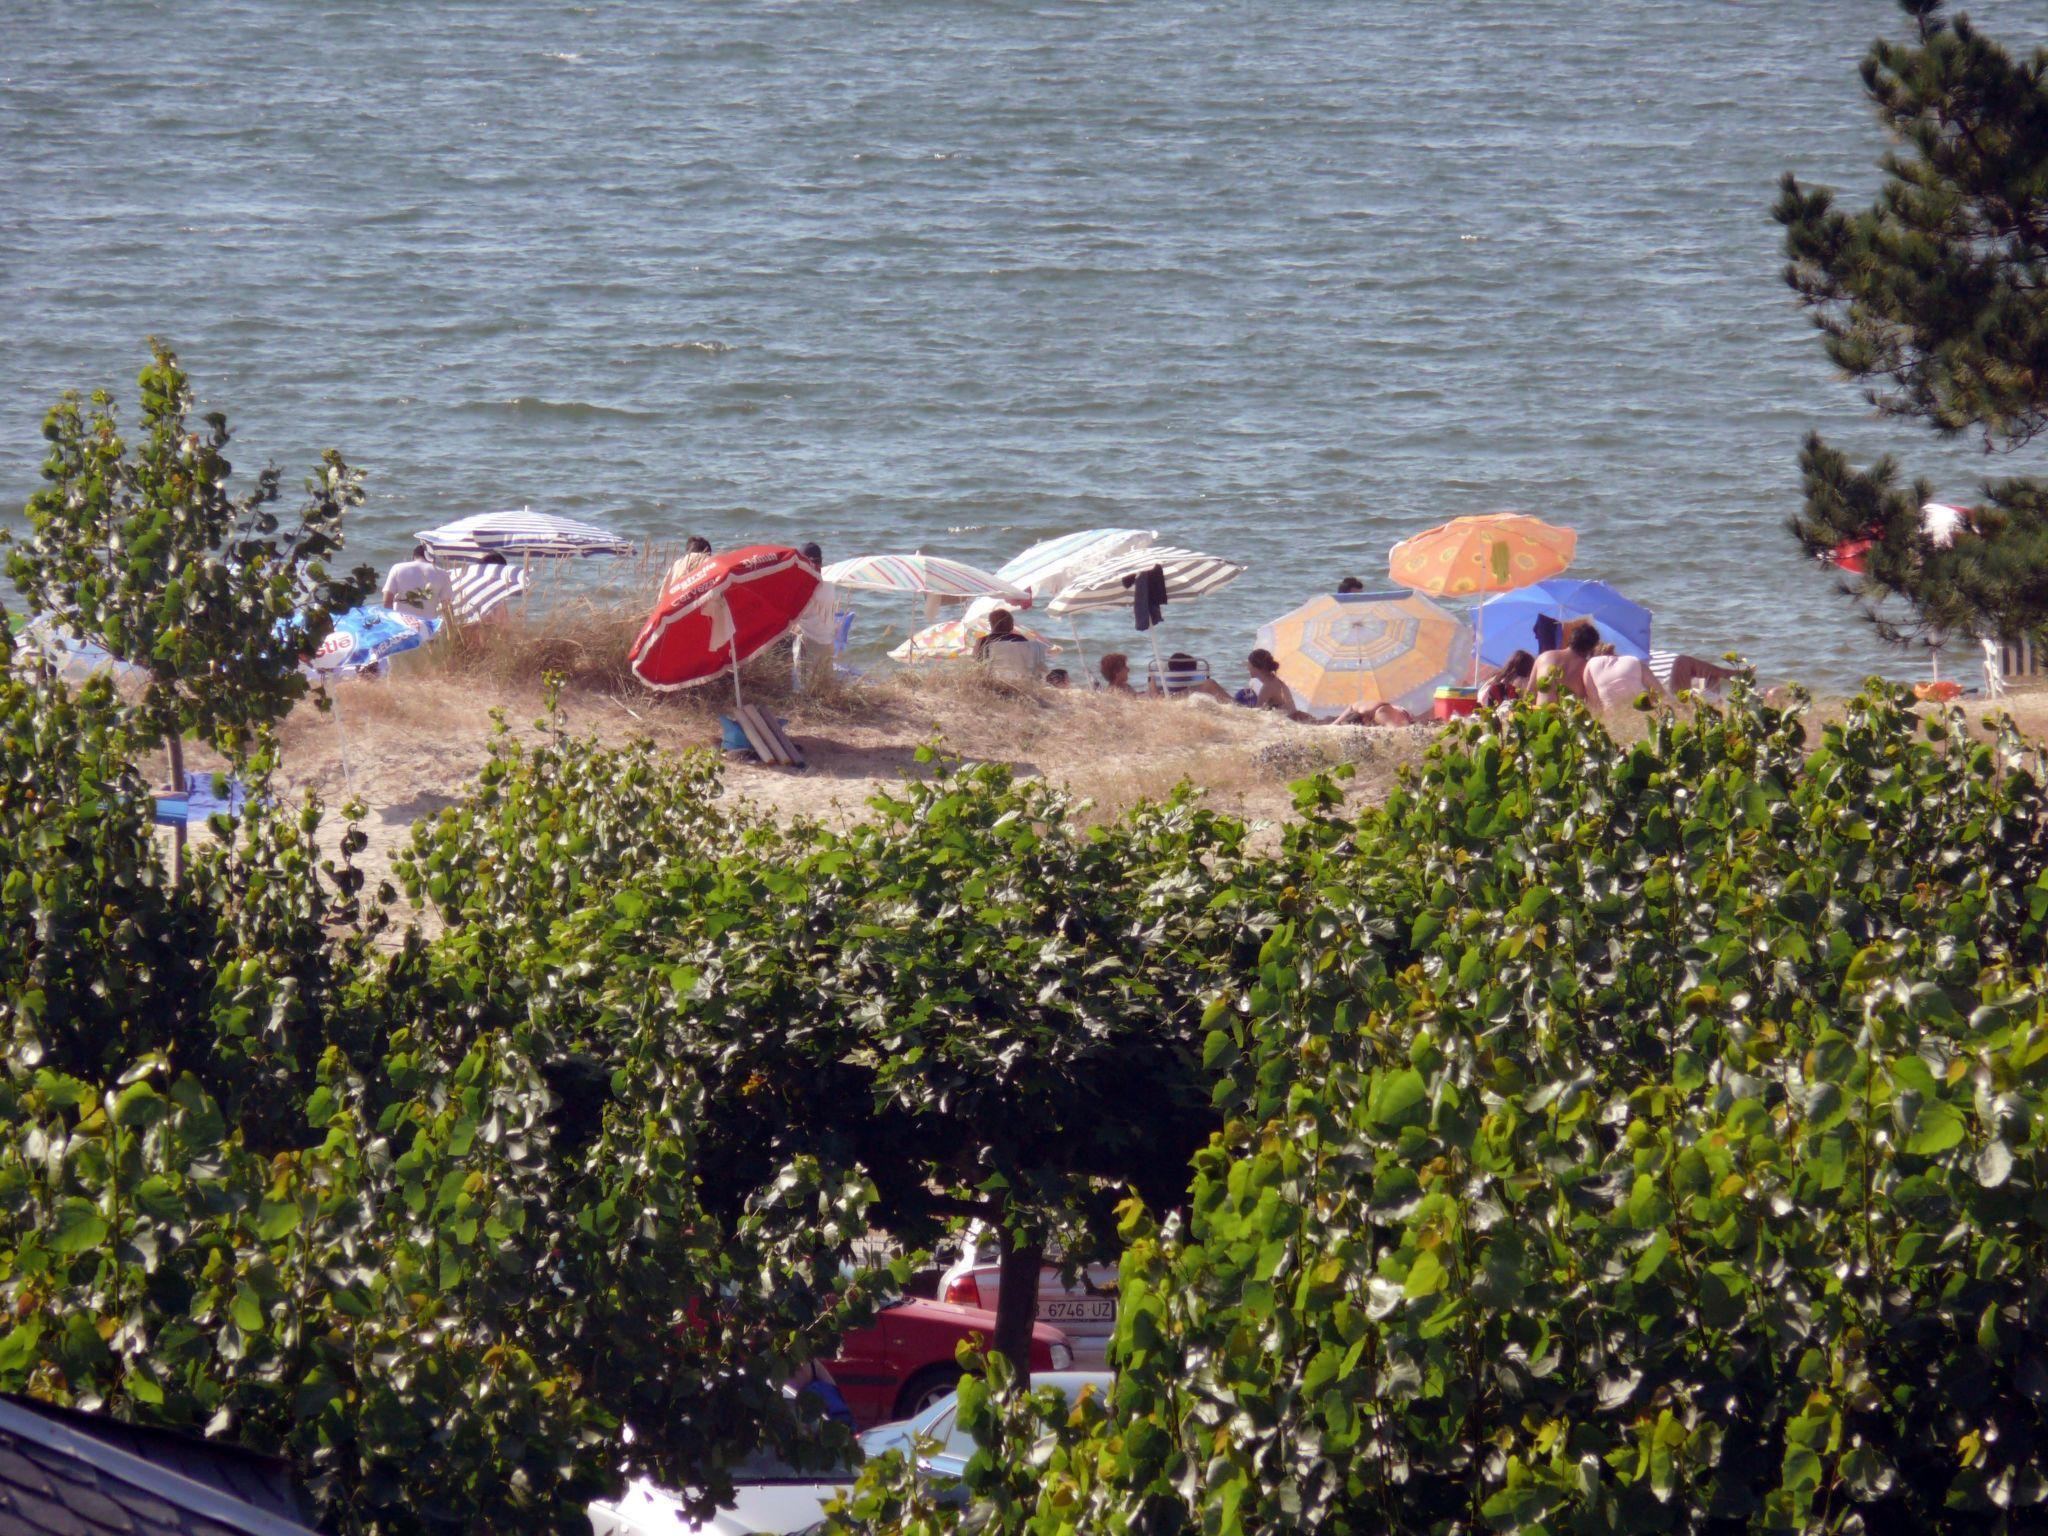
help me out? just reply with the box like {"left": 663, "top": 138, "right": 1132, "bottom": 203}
{"left": 1043, "top": 1299, "right": 1115, "bottom": 1322}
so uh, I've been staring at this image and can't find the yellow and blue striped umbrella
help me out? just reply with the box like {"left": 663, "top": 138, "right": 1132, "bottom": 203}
{"left": 1256, "top": 591, "right": 1471, "bottom": 717}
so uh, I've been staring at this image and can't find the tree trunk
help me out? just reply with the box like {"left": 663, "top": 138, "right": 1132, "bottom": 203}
{"left": 166, "top": 734, "right": 186, "bottom": 887}
{"left": 992, "top": 1228, "right": 1045, "bottom": 1382}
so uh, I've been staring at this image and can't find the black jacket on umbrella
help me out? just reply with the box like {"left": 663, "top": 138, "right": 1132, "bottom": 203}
{"left": 1125, "top": 564, "right": 1168, "bottom": 631}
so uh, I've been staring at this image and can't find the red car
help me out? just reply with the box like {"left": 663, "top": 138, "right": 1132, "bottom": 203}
{"left": 828, "top": 1297, "right": 1073, "bottom": 1427}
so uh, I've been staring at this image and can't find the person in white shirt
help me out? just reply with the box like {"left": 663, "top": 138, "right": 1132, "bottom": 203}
{"left": 1583, "top": 644, "right": 1664, "bottom": 715}
{"left": 790, "top": 541, "right": 838, "bottom": 691}
{"left": 381, "top": 545, "right": 453, "bottom": 621}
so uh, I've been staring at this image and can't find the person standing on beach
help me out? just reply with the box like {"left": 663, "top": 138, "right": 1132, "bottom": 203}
{"left": 381, "top": 544, "right": 453, "bottom": 621}
{"left": 790, "top": 541, "right": 837, "bottom": 691}
{"left": 1531, "top": 622, "right": 1598, "bottom": 702}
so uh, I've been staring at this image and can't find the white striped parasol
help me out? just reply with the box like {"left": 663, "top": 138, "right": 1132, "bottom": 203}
{"left": 1042, "top": 546, "right": 1245, "bottom": 616}
{"left": 445, "top": 563, "right": 530, "bottom": 623}
{"left": 996, "top": 528, "right": 1156, "bottom": 606}
{"left": 416, "top": 508, "right": 634, "bottom": 561}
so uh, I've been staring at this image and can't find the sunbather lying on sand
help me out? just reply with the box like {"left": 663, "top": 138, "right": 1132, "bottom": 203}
{"left": 1330, "top": 701, "right": 1417, "bottom": 727}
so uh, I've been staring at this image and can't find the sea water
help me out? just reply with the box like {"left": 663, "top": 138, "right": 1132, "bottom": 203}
{"left": 4, "top": 0, "right": 2040, "bottom": 689}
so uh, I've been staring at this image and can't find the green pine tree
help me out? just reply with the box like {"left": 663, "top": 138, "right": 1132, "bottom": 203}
{"left": 1776, "top": 0, "right": 2048, "bottom": 648}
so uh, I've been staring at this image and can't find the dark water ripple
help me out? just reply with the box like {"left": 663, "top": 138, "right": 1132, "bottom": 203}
{"left": 5, "top": 0, "right": 2043, "bottom": 688}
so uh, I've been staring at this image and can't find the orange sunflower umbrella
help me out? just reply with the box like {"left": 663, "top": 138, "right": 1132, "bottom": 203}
{"left": 1388, "top": 513, "right": 1577, "bottom": 599}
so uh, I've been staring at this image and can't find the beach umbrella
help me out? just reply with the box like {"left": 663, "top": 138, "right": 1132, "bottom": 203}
{"left": 416, "top": 508, "right": 635, "bottom": 561}
{"left": 888, "top": 612, "right": 1056, "bottom": 663}
{"left": 1046, "top": 545, "right": 1247, "bottom": 674}
{"left": 628, "top": 544, "right": 818, "bottom": 703}
{"left": 996, "top": 528, "right": 1156, "bottom": 607}
{"left": 1257, "top": 591, "right": 1471, "bottom": 719}
{"left": 16, "top": 618, "right": 150, "bottom": 686}
{"left": 1042, "top": 546, "right": 1246, "bottom": 616}
{"left": 302, "top": 606, "right": 440, "bottom": 677}
{"left": 1473, "top": 578, "right": 1652, "bottom": 668}
{"left": 445, "top": 563, "right": 530, "bottom": 624}
{"left": 823, "top": 553, "right": 1027, "bottom": 605}
{"left": 1388, "top": 512, "right": 1577, "bottom": 598}
{"left": 1826, "top": 538, "right": 1872, "bottom": 574}
{"left": 1390, "top": 513, "right": 1576, "bottom": 680}
{"left": 1921, "top": 502, "right": 1973, "bottom": 547}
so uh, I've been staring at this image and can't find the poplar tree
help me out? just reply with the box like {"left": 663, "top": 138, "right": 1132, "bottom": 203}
{"left": 3, "top": 341, "right": 373, "bottom": 877}
{"left": 1776, "top": 0, "right": 2048, "bottom": 646}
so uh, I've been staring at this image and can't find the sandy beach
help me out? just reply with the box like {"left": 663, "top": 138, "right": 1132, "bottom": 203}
{"left": 244, "top": 659, "right": 1432, "bottom": 903}
{"left": 170, "top": 642, "right": 2034, "bottom": 924}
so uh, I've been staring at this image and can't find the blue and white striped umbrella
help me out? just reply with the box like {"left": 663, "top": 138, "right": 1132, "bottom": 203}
{"left": 446, "top": 563, "right": 530, "bottom": 622}
{"left": 997, "top": 528, "right": 1156, "bottom": 606}
{"left": 416, "top": 509, "right": 634, "bottom": 561}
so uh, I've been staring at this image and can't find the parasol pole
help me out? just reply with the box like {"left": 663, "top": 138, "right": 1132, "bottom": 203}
{"left": 1067, "top": 621, "right": 1088, "bottom": 675}
{"left": 730, "top": 629, "right": 744, "bottom": 713}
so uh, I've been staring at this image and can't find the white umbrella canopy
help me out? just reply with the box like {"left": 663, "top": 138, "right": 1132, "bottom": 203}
{"left": 996, "top": 528, "right": 1157, "bottom": 607}
{"left": 417, "top": 508, "right": 634, "bottom": 561}
{"left": 822, "top": 553, "right": 1028, "bottom": 603}
{"left": 1921, "top": 501, "right": 1972, "bottom": 548}
{"left": 1043, "top": 546, "right": 1246, "bottom": 616}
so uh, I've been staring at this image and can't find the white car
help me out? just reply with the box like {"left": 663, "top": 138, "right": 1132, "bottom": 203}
{"left": 588, "top": 1448, "right": 858, "bottom": 1536}
{"left": 937, "top": 1232, "right": 1117, "bottom": 1370}
{"left": 858, "top": 1372, "right": 1114, "bottom": 1480}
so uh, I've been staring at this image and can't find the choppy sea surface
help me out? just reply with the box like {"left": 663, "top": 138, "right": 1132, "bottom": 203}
{"left": 5, "top": 1, "right": 2041, "bottom": 689}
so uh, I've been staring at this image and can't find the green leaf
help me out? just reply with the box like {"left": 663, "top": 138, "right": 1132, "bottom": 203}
{"left": 0, "top": 1323, "right": 43, "bottom": 1378}
{"left": 231, "top": 1285, "right": 264, "bottom": 1333}
{"left": 254, "top": 1200, "right": 301, "bottom": 1242}
{"left": 1904, "top": 1102, "right": 1965, "bottom": 1157}
{"left": 1404, "top": 1248, "right": 1447, "bottom": 1300}
{"left": 50, "top": 1200, "right": 107, "bottom": 1255}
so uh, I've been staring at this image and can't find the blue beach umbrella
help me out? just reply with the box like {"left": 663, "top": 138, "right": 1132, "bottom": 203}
{"left": 1474, "top": 578, "right": 1651, "bottom": 669}
{"left": 295, "top": 605, "right": 440, "bottom": 677}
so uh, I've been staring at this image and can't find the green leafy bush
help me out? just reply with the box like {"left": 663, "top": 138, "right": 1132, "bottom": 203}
{"left": 0, "top": 658, "right": 884, "bottom": 1533}
{"left": 397, "top": 714, "right": 1252, "bottom": 1372}
{"left": 832, "top": 686, "right": 2048, "bottom": 1536}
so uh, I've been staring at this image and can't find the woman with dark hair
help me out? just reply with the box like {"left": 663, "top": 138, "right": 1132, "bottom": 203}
{"left": 973, "top": 607, "right": 1027, "bottom": 659}
{"left": 1099, "top": 652, "right": 1137, "bottom": 694}
{"left": 1247, "top": 649, "right": 1297, "bottom": 713}
{"left": 1478, "top": 648, "right": 1536, "bottom": 708}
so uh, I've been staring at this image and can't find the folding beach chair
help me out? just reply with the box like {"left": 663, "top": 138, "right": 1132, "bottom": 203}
{"left": 1146, "top": 656, "right": 1214, "bottom": 696}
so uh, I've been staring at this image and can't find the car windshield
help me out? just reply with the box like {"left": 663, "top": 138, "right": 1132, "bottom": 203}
{"left": 729, "top": 1443, "right": 862, "bottom": 1483}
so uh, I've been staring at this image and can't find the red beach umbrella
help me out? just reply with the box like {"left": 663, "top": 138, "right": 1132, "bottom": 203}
{"left": 1826, "top": 538, "right": 1873, "bottom": 574}
{"left": 628, "top": 545, "right": 819, "bottom": 702}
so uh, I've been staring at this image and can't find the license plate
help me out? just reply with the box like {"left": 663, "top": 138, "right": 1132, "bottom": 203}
{"left": 1043, "top": 1298, "right": 1115, "bottom": 1323}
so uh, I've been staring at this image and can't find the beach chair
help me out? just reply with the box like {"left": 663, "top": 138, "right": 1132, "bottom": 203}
{"left": 733, "top": 705, "right": 807, "bottom": 770}
{"left": 1984, "top": 638, "right": 2010, "bottom": 700}
{"left": 980, "top": 639, "right": 1046, "bottom": 682}
{"left": 1147, "top": 656, "right": 1213, "bottom": 696}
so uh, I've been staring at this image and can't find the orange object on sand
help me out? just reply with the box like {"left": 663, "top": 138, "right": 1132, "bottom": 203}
{"left": 1914, "top": 680, "right": 1963, "bottom": 703}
